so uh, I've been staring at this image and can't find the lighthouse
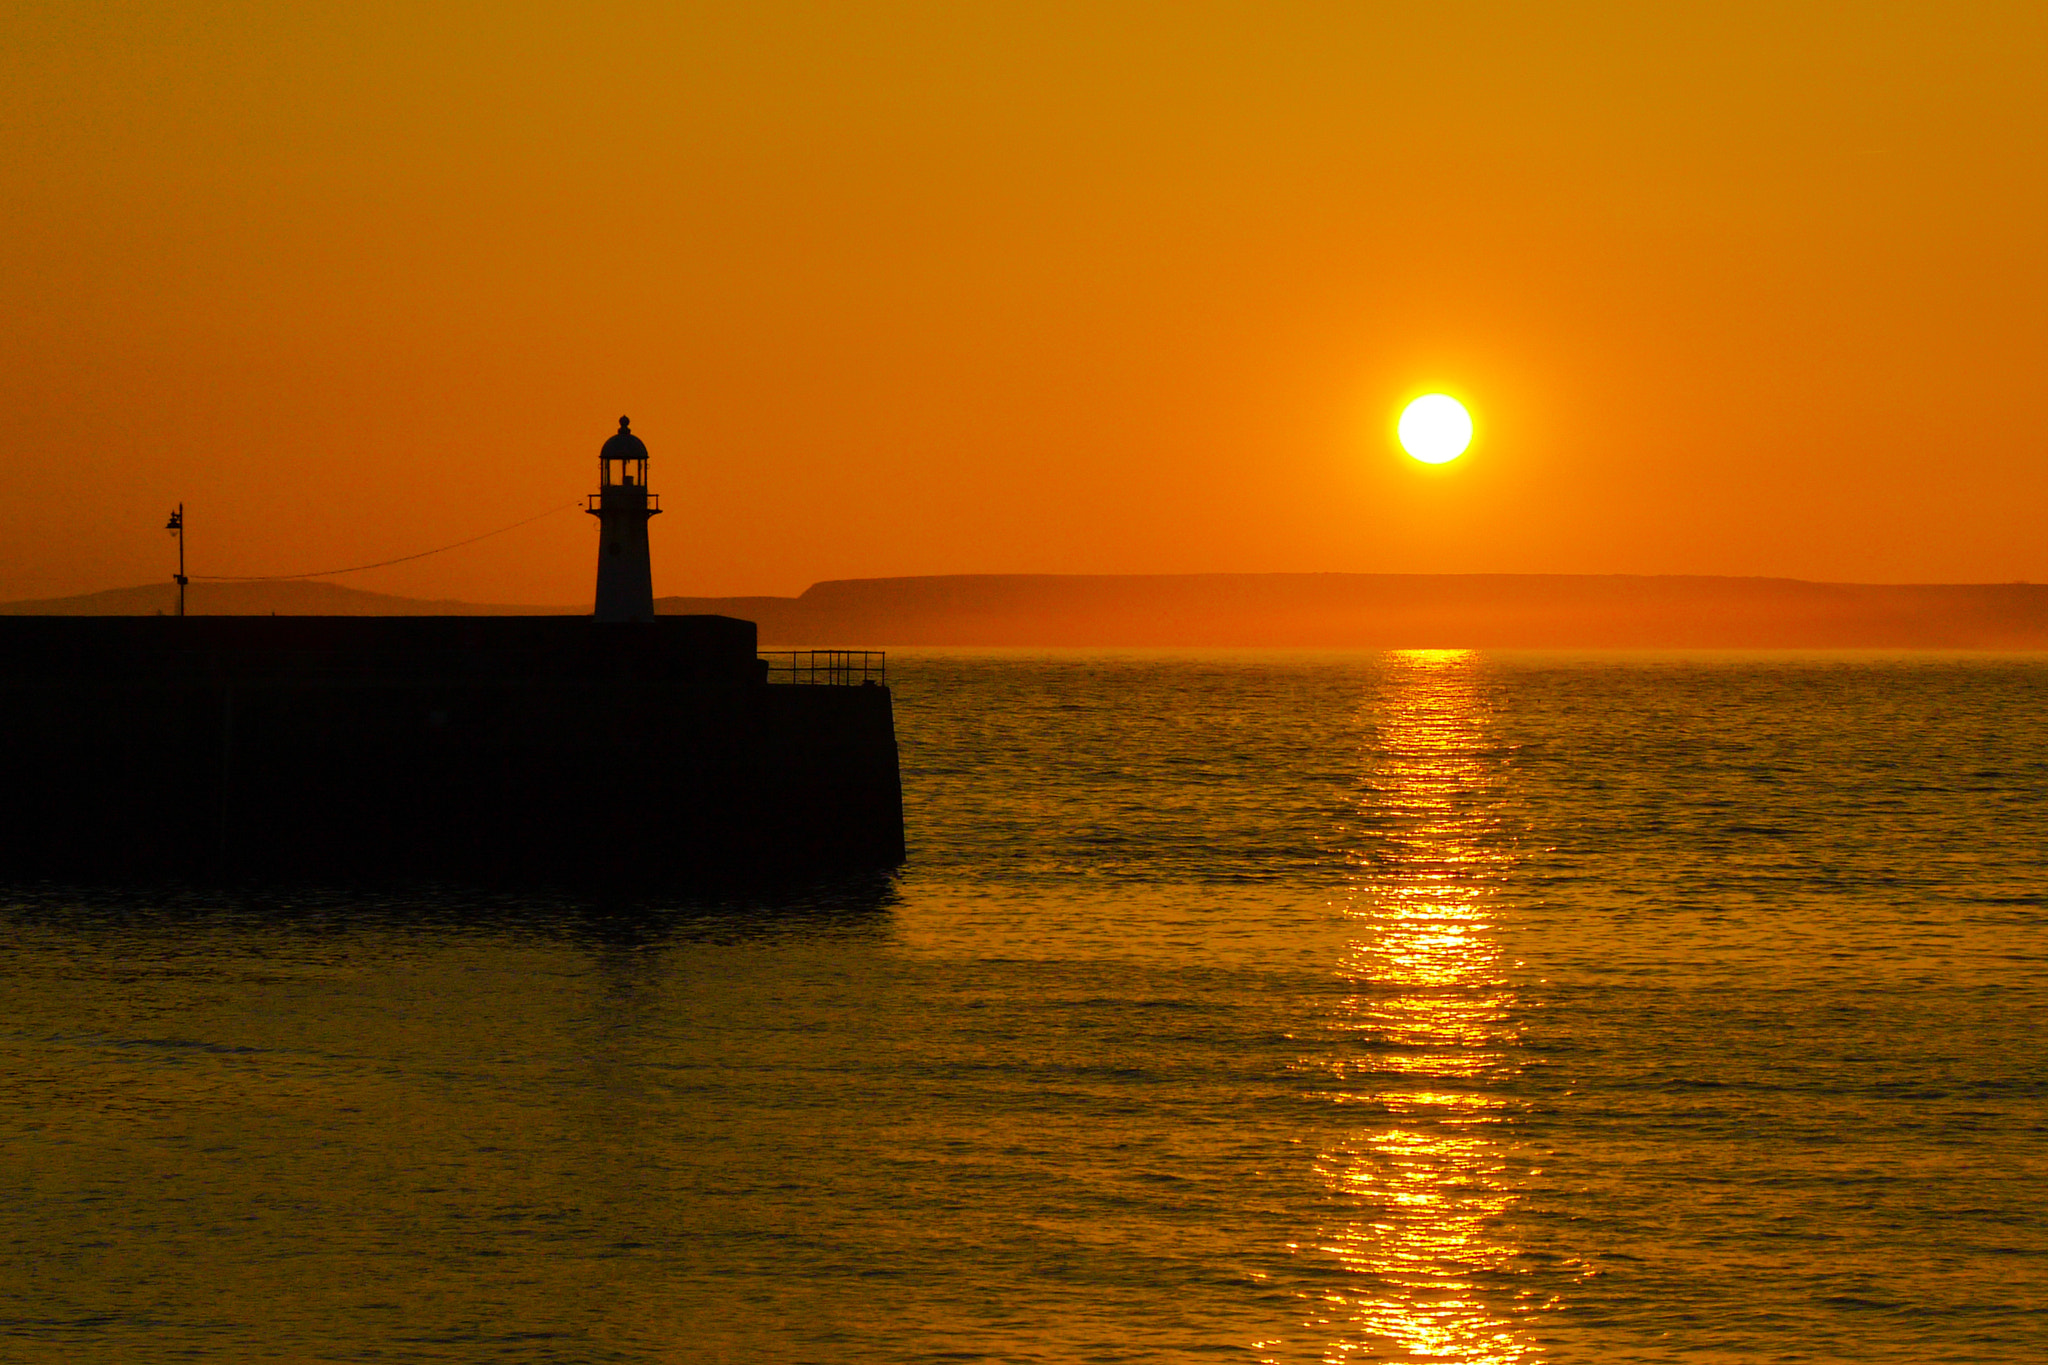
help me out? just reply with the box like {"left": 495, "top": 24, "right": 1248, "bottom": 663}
{"left": 589, "top": 416, "right": 662, "bottom": 622}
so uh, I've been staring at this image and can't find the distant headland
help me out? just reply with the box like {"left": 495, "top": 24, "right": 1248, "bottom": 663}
{"left": 11, "top": 573, "right": 2048, "bottom": 649}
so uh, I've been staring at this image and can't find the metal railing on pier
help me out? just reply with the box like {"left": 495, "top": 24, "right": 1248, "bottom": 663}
{"left": 759, "top": 650, "right": 886, "bottom": 686}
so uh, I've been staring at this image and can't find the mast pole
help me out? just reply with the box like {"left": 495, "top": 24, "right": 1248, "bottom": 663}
{"left": 167, "top": 504, "right": 188, "bottom": 616}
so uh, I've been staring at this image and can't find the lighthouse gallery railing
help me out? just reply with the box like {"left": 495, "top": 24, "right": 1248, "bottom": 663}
{"left": 759, "top": 650, "right": 886, "bottom": 686}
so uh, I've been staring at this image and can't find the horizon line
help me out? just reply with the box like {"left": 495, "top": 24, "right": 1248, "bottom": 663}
{"left": 7, "top": 567, "right": 2046, "bottom": 610}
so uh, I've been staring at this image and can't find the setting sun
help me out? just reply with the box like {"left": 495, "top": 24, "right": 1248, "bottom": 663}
{"left": 1397, "top": 395, "right": 1474, "bottom": 465}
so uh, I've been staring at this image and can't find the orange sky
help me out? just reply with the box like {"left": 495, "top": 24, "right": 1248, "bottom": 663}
{"left": 4, "top": 2, "right": 2045, "bottom": 604}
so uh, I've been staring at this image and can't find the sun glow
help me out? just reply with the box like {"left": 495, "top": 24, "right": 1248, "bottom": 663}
{"left": 1398, "top": 395, "right": 1474, "bottom": 465}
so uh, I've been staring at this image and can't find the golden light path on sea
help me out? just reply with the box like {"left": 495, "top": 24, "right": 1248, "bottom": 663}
{"left": 1285, "top": 649, "right": 1538, "bottom": 1364}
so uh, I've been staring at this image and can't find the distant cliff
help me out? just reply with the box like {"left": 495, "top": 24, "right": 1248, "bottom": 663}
{"left": 12, "top": 573, "right": 2048, "bottom": 647}
{"left": 658, "top": 574, "right": 2048, "bottom": 648}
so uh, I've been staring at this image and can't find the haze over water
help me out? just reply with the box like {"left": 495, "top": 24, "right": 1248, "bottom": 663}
{"left": 5, "top": 651, "right": 2045, "bottom": 1361}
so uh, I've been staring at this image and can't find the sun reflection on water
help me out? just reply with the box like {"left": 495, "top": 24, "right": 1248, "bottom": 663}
{"left": 1292, "top": 649, "right": 1538, "bottom": 1364}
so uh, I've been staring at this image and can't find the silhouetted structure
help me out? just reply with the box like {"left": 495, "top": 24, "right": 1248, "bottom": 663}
{"left": 0, "top": 421, "right": 904, "bottom": 885}
{"left": 166, "top": 504, "right": 188, "bottom": 616}
{"left": 590, "top": 416, "right": 659, "bottom": 622}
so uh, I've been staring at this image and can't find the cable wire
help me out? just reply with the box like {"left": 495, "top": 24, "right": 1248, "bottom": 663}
{"left": 193, "top": 503, "right": 580, "bottom": 581}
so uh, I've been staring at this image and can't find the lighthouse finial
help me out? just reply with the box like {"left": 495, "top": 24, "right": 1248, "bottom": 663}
{"left": 619, "top": 415, "right": 630, "bottom": 431}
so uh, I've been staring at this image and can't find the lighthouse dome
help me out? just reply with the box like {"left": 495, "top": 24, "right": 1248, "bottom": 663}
{"left": 601, "top": 416, "right": 648, "bottom": 461}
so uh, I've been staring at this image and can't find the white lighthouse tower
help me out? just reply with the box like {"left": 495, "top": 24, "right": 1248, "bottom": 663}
{"left": 589, "top": 416, "right": 661, "bottom": 622}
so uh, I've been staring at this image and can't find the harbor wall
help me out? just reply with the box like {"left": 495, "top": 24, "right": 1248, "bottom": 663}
{"left": 0, "top": 617, "right": 904, "bottom": 884}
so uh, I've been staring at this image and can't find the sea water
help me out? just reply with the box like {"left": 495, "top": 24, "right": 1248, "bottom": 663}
{"left": 3, "top": 650, "right": 2044, "bottom": 1362}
